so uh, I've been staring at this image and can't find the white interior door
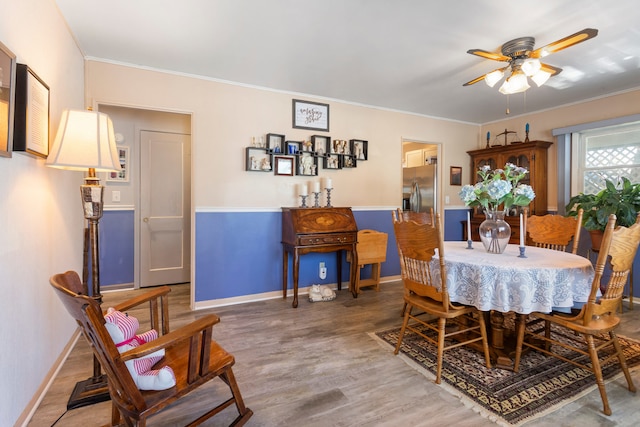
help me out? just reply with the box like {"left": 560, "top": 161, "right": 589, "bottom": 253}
{"left": 140, "top": 130, "right": 191, "bottom": 287}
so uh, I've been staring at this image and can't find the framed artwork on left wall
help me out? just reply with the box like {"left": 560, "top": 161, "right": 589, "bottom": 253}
{"left": 13, "top": 64, "right": 50, "bottom": 158}
{"left": 107, "top": 146, "right": 129, "bottom": 182}
{"left": 0, "top": 41, "right": 16, "bottom": 158}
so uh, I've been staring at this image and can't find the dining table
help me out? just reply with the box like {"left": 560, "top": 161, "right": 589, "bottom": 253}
{"left": 430, "top": 241, "right": 595, "bottom": 369}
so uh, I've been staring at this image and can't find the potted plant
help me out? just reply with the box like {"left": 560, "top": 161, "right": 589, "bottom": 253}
{"left": 565, "top": 177, "right": 640, "bottom": 249}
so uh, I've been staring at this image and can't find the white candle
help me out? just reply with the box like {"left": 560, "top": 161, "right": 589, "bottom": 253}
{"left": 300, "top": 184, "right": 308, "bottom": 196}
{"left": 467, "top": 211, "right": 472, "bottom": 241}
{"left": 519, "top": 213, "right": 524, "bottom": 247}
{"left": 325, "top": 178, "right": 332, "bottom": 189}
{"left": 313, "top": 181, "right": 320, "bottom": 193}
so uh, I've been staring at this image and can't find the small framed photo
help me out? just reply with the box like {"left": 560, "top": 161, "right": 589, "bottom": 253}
{"left": 13, "top": 64, "right": 50, "bottom": 158}
{"left": 450, "top": 166, "right": 462, "bottom": 186}
{"left": 296, "top": 152, "right": 318, "bottom": 176}
{"left": 266, "top": 133, "right": 285, "bottom": 154}
{"left": 0, "top": 41, "right": 16, "bottom": 158}
{"left": 292, "top": 99, "right": 329, "bottom": 131}
{"left": 246, "top": 147, "right": 272, "bottom": 172}
{"left": 285, "top": 140, "right": 301, "bottom": 155}
{"left": 341, "top": 155, "right": 357, "bottom": 168}
{"left": 350, "top": 139, "right": 368, "bottom": 161}
{"left": 323, "top": 153, "right": 342, "bottom": 169}
{"left": 106, "top": 146, "right": 129, "bottom": 182}
{"left": 274, "top": 156, "right": 294, "bottom": 176}
{"left": 311, "top": 135, "right": 329, "bottom": 156}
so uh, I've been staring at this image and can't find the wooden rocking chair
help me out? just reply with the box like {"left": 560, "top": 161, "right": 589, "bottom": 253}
{"left": 50, "top": 271, "right": 253, "bottom": 426}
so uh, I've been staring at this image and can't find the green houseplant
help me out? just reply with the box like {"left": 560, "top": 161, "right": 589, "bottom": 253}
{"left": 565, "top": 177, "right": 640, "bottom": 248}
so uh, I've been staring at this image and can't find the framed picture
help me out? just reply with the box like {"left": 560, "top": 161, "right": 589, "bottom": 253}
{"left": 292, "top": 99, "right": 329, "bottom": 131}
{"left": 274, "top": 156, "right": 294, "bottom": 176}
{"left": 245, "top": 147, "right": 272, "bottom": 172}
{"left": 13, "top": 64, "right": 50, "bottom": 158}
{"left": 350, "top": 139, "right": 368, "bottom": 161}
{"left": 0, "top": 41, "right": 16, "bottom": 158}
{"left": 323, "top": 153, "right": 341, "bottom": 169}
{"left": 296, "top": 152, "right": 318, "bottom": 176}
{"left": 311, "top": 135, "right": 329, "bottom": 156}
{"left": 450, "top": 166, "right": 462, "bottom": 186}
{"left": 285, "top": 140, "right": 301, "bottom": 155}
{"left": 266, "top": 133, "right": 284, "bottom": 154}
{"left": 341, "top": 155, "right": 357, "bottom": 168}
{"left": 106, "top": 146, "right": 129, "bottom": 182}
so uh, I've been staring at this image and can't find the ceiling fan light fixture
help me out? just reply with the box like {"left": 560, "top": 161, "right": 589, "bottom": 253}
{"left": 484, "top": 69, "right": 504, "bottom": 87}
{"left": 531, "top": 70, "right": 552, "bottom": 87}
{"left": 521, "top": 58, "right": 541, "bottom": 76}
{"left": 499, "top": 72, "right": 530, "bottom": 95}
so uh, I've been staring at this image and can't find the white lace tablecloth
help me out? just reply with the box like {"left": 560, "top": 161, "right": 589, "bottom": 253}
{"left": 430, "top": 242, "right": 595, "bottom": 314}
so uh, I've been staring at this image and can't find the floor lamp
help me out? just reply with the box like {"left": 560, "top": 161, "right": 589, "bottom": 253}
{"left": 46, "top": 109, "right": 121, "bottom": 409}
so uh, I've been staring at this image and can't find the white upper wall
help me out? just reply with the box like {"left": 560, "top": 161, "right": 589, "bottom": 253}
{"left": 85, "top": 61, "right": 480, "bottom": 211}
{"left": 0, "top": 0, "right": 86, "bottom": 425}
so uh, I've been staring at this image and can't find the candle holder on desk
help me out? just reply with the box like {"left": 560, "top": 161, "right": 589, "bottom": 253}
{"left": 518, "top": 246, "right": 527, "bottom": 258}
{"left": 325, "top": 188, "right": 333, "bottom": 207}
{"left": 313, "top": 192, "right": 321, "bottom": 208}
{"left": 299, "top": 195, "right": 308, "bottom": 208}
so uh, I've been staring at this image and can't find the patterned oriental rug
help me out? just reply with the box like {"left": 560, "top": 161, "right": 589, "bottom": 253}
{"left": 373, "top": 321, "right": 640, "bottom": 426}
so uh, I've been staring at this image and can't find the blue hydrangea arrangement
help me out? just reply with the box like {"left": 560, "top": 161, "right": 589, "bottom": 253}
{"left": 459, "top": 163, "right": 535, "bottom": 212}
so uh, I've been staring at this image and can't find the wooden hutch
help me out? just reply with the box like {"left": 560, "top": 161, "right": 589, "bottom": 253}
{"left": 466, "top": 140, "right": 552, "bottom": 243}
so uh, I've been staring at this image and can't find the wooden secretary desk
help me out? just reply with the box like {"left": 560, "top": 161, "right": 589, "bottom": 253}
{"left": 281, "top": 207, "right": 358, "bottom": 308}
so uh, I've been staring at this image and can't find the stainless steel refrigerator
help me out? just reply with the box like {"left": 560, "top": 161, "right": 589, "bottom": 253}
{"left": 402, "top": 164, "right": 437, "bottom": 212}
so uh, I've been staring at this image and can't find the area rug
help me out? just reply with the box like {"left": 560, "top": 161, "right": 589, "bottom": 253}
{"left": 373, "top": 321, "right": 640, "bottom": 426}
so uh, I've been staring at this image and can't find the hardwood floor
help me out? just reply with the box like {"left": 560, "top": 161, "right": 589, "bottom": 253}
{"left": 29, "top": 282, "right": 640, "bottom": 427}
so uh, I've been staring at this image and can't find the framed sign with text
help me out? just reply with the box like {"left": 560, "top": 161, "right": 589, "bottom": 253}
{"left": 292, "top": 99, "right": 329, "bottom": 132}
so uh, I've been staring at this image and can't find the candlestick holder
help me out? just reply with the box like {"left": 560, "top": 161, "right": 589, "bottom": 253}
{"left": 313, "top": 192, "right": 321, "bottom": 208}
{"left": 299, "top": 195, "right": 308, "bottom": 208}
{"left": 466, "top": 239, "right": 474, "bottom": 249}
{"left": 518, "top": 246, "right": 527, "bottom": 258}
{"left": 325, "top": 188, "right": 333, "bottom": 207}
{"left": 524, "top": 129, "right": 530, "bottom": 143}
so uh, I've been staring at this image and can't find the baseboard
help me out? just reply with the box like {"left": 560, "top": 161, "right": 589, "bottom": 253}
{"left": 16, "top": 330, "right": 81, "bottom": 427}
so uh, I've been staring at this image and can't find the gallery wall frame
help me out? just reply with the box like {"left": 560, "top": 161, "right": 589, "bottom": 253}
{"left": 0, "top": 41, "right": 16, "bottom": 158}
{"left": 274, "top": 156, "right": 294, "bottom": 176}
{"left": 292, "top": 99, "right": 329, "bottom": 131}
{"left": 13, "top": 64, "right": 50, "bottom": 158}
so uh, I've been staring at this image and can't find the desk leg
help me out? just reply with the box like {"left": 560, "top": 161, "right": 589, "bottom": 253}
{"left": 350, "top": 246, "right": 358, "bottom": 298}
{"left": 336, "top": 251, "right": 342, "bottom": 291}
{"left": 292, "top": 250, "right": 300, "bottom": 308}
{"left": 282, "top": 250, "right": 288, "bottom": 299}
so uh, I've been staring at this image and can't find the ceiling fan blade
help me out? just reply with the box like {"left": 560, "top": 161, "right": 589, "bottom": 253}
{"left": 467, "top": 49, "right": 510, "bottom": 62}
{"left": 530, "top": 28, "right": 598, "bottom": 58}
{"left": 540, "top": 63, "right": 562, "bottom": 76}
{"left": 463, "top": 74, "right": 489, "bottom": 86}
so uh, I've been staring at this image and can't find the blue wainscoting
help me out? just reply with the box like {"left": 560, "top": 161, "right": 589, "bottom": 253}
{"left": 193, "top": 208, "right": 467, "bottom": 303}
{"left": 100, "top": 210, "right": 135, "bottom": 286}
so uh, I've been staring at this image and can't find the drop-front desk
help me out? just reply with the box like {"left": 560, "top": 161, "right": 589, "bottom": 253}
{"left": 281, "top": 207, "right": 358, "bottom": 307}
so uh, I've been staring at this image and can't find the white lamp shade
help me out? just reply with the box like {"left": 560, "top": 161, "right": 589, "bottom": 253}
{"left": 46, "top": 109, "right": 121, "bottom": 172}
{"left": 521, "top": 58, "right": 541, "bottom": 76}
{"left": 499, "top": 72, "right": 530, "bottom": 95}
{"left": 531, "top": 70, "right": 552, "bottom": 87}
{"left": 484, "top": 69, "right": 504, "bottom": 87}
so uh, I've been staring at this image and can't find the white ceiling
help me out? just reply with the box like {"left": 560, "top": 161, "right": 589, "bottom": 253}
{"left": 54, "top": 0, "right": 640, "bottom": 124}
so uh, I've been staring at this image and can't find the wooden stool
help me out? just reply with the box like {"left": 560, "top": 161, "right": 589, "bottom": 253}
{"left": 348, "top": 229, "right": 388, "bottom": 294}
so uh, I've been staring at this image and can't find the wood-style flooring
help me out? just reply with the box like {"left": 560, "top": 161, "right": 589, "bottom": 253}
{"left": 29, "top": 281, "right": 640, "bottom": 426}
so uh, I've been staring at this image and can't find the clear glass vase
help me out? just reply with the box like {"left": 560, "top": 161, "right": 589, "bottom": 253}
{"left": 479, "top": 210, "right": 511, "bottom": 254}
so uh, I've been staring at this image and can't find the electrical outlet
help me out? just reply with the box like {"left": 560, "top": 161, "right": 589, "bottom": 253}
{"left": 112, "top": 190, "right": 121, "bottom": 202}
{"left": 319, "top": 262, "right": 327, "bottom": 279}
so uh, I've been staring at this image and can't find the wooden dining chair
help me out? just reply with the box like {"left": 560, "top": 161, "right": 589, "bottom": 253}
{"left": 514, "top": 213, "right": 640, "bottom": 416}
{"left": 392, "top": 213, "right": 491, "bottom": 384}
{"left": 50, "top": 271, "right": 253, "bottom": 427}
{"left": 525, "top": 208, "right": 583, "bottom": 254}
{"left": 392, "top": 208, "right": 435, "bottom": 317}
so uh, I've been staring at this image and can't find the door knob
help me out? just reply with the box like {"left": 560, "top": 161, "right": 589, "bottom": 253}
{"left": 143, "top": 217, "right": 149, "bottom": 223}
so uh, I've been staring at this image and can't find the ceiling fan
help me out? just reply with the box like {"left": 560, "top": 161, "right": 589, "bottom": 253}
{"left": 463, "top": 28, "right": 598, "bottom": 94}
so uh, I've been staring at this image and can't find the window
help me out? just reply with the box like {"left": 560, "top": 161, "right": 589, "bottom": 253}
{"left": 572, "top": 121, "right": 640, "bottom": 194}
